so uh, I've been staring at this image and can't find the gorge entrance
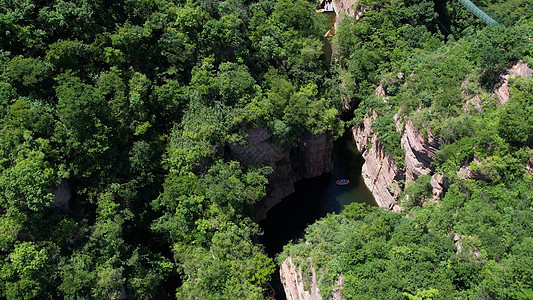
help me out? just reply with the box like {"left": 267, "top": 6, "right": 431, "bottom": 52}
{"left": 259, "top": 130, "right": 377, "bottom": 298}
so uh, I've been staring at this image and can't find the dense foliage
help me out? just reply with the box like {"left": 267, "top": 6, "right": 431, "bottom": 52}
{"left": 0, "top": 0, "right": 342, "bottom": 298}
{"left": 282, "top": 0, "right": 533, "bottom": 299}
{"left": 1, "top": 0, "right": 532, "bottom": 298}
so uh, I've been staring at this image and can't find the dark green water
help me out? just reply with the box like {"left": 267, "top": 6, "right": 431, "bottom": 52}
{"left": 259, "top": 131, "right": 376, "bottom": 298}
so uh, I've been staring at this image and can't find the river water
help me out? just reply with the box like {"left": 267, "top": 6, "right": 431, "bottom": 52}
{"left": 259, "top": 130, "right": 377, "bottom": 298}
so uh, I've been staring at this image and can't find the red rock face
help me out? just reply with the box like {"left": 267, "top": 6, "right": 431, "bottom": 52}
{"left": 401, "top": 121, "right": 439, "bottom": 182}
{"left": 280, "top": 257, "right": 322, "bottom": 300}
{"left": 430, "top": 174, "right": 449, "bottom": 203}
{"left": 352, "top": 108, "right": 445, "bottom": 210}
{"left": 496, "top": 62, "right": 533, "bottom": 104}
{"left": 352, "top": 110, "right": 404, "bottom": 210}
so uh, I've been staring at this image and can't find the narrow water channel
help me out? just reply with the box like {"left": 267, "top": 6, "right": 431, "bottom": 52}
{"left": 259, "top": 130, "right": 377, "bottom": 298}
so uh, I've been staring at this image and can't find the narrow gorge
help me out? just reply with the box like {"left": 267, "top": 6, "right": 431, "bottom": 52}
{"left": 0, "top": 0, "right": 531, "bottom": 298}
{"left": 274, "top": 0, "right": 533, "bottom": 299}
{"left": 278, "top": 59, "right": 533, "bottom": 299}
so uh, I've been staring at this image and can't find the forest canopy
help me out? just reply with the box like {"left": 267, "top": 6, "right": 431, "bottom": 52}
{"left": 0, "top": 0, "right": 341, "bottom": 298}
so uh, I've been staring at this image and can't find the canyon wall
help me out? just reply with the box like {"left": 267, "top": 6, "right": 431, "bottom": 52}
{"left": 280, "top": 257, "right": 322, "bottom": 300}
{"left": 228, "top": 127, "right": 333, "bottom": 219}
{"left": 280, "top": 256, "right": 343, "bottom": 300}
{"left": 352, "top": 110, "right": 403, "bottom": 210}
{"left": 351, "top": 99, "right": 444, "bottom": 210}
{"left": 495, "top": 62, "right": 533, "bottom": 104}
{"left": 351, "top": 98, "right": 447, "bottom": 210}
{"left": 330, "top": 0, "right": 359, "bottom": 29}
{"left": 352, "top": 61, "right": 532, "bottom": 210}
{"left": 282, "top": 61, "right": 531, "bottom": 300}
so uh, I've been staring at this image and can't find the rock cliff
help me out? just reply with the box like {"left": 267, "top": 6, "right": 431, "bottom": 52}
{"left": 229, "top": 127, "right": 333, "bottom": 219}
{"left": 401, "top": 121, "right": 439, "bottom": 182}
{"left": 430, "top": 174, "right": 449, "bottom": 203}
{"left": 330, "top": 0, "right": 359, "bottom": 29}
{"left": 352, "top": 110, "right": 403, "bottom": 210}
{"left": 280, "top": 257, "right": 322, "bottom": 300}
{"left": 280, "top": 256, "right": 343, "bottom": 300}
{"left": 351, "top": 62, "right": 531, "bottom": 210}
{"left": 495, "top": 62, "right": 533, "bottom": 104}
{"left": 352, "top": 87, "right": 445, "bottom": 210}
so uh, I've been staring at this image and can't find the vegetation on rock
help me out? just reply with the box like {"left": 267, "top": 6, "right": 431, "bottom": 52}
{"left": 0, "top": 0, "right": 532, "bottom": 298}
{"left": 282, "top": 0, "right": 533, "bottom": 298}
{"left": 0, "top": 0, "right": 340, "bottom": 298}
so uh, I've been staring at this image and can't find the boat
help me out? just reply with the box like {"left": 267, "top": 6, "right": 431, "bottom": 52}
{"left": 336, "top": 179, "right": 350, "bottom": 186}
{"left": 315, "top": 9, "right": 325, "bottom": 13}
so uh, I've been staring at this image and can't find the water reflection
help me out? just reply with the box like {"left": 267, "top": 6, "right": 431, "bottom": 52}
{"left": 323, "top": 132, "right": 377, "bottom": 213}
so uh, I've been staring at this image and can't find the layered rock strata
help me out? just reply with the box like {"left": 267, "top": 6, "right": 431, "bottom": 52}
{"left": 281, "top": 256, "right": 343, "bottom": 300}
{"left": 430, "top": 174, "right": 449, "bottom": 203}
{"left": 352, "top": 62, "right": 531, "bottom": 210}
{"left": 401, "top": 121, "right": 439, "bottom": 182}
{"left": 495, "top": 62, "right": 533, "bottom": 104}
{"left": 352, "top": 87, "right": 444, "bottom": 210}
{"left": 280, "top": 257, "right": 322, "bottom": 300}
{"left": 330, "top": 0, "right": 359, "bottom": 29}
{"left": 352, "top": 110, "right": 403, "bottom": 210}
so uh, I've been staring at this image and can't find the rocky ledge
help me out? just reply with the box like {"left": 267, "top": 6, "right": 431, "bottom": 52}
{"left": 280, "top": 256, "right": 343, "bottom": 300}
{"left": 352, "top": 62, "right": 532, "bottom": 211}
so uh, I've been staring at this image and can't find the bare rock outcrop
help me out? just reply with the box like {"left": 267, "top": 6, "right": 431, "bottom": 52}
{"left": 280, "top": 257, "right": 322, "bottom": 300}
{"left": 317, "top": 0, "right": 360, "bottom": 29}
{"left": 229, "top": 127, "right": 333, "bottom": 219}
{"left": 430, "top": 174, "right": 448, "bottom": 203}
{"left": 401, "top": 121, "right": 439, "bottom": 182}
{"left": 352, "top": 105, "right": 443, "bottom": 209}
{"left": 355, "top": 62, "right": 533, "bottom": 210}
{"left": 298, "top": 133, "right": 334, "bottom": 178}
{"left": 352, "top": 111, "right": 404, "bottom": 210}
{"left": 457, "top": 157, "right": 496, "bottom": 182}
{"left": 330, "top": 0, "right": 358, "bottom": 28}
{"left": 496, "top": 62, "right": 533, "bottom": 104}
{"left": 331, "top": 275, "right": 344, "bottom": 300}
{"left": 374, "top": 84, "right": 386, "bottom": 97}
{"left": 526, "top": 157, "right": 533, "bottom": 174}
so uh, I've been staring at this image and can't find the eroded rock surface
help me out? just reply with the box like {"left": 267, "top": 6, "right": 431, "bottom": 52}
{"left": 352, "top": 111, "right": 404, "bottom": 210}
{"left": 401, "top": 121, "right": 439, "bottom": 182}
{"left": 330, "top": 0, "right": 358, "bottom": 28}
{"left": 430, "top": 174, "right": 449, "bottom": 203}
{"left": 526, "top": 157, "right": 533, "bottom": 174}
{"left": 352, "top": 108, "right": 444, "bottom": 209}
{"left": 280, "top": 257, "right": 322, "bottom": 300}
{"left": 496, "top": 62, "right": 533, "bottom": 104}
{"left": 229, "top": 127, "right": 333, "bottom": 219}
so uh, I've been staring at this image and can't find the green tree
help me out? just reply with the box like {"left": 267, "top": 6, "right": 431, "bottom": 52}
{"left": 0, "top": 242, "right": 58, "bottom": 299}
{"left": 0, "top": 150, "right": 55, "bottom": 212}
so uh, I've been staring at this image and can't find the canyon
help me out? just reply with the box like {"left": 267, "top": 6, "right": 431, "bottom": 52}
{"left": 279, "top": 60, "right": 532, "bottom": 299}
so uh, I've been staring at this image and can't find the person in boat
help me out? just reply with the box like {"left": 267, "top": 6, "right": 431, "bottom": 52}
{"left": 336, "top": 179, "right": 350, "bottom": 185}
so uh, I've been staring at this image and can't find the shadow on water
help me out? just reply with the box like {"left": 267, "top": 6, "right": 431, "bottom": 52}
{"left": 259, "top": 131, "right": 376, "bottom": 299}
